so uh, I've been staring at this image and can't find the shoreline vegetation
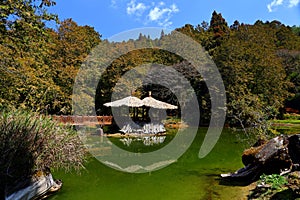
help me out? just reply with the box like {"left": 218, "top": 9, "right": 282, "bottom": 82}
{"left": 0, "top": 110, "right": 87, "bottom": 199}
{"left": 270, "top": 114, "right": 300, "bottom": 135}
{"left": 222, "top": 135, "right": 300, "bottom": 199}
{"left": 222, "top": 113, "right": 300, "bottom": 199}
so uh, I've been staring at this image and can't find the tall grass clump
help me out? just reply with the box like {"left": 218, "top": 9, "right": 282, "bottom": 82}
{"left": 0, "top": 109, "right": 86, "bottom": 197}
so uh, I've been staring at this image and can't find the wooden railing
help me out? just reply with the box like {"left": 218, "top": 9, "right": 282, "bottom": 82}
{"left": 52, "top": 115, "right": 113, "bottom": 125}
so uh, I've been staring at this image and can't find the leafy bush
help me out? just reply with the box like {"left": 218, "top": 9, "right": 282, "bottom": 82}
{"left": 258, "top": 174, "right": 288, "bottom": 190}
{"left": 0, "top": 109, "right": 86, "bottom": 197}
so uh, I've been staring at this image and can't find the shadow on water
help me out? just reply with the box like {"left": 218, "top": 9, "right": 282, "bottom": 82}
{"left": 49, "top": 128, "right": 255, "bottom": 200}
{"left": 218, "top": 178, "right": 254, "bottom": 187}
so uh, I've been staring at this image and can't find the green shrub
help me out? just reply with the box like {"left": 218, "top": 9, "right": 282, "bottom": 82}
{"left": 0, "top": 109, "right": 86, "bottom": 197}
{"left": 258, "top": 174, "right": 288, "bottom": 190}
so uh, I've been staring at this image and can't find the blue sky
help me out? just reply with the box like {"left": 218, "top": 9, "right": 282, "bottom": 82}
{"left": 49, "top": 0, "right": 300, "bottom": 39}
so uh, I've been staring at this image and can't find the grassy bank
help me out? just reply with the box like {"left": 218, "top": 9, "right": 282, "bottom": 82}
{"left": 270, "top": 113, "right": 300, "bottom": 135}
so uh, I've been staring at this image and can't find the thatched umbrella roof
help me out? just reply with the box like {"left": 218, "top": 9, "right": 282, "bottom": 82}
{"left": 142, "top": 96, "right": 178, "bottom": 109}
{"left": 104, "top": 96, "right": 144, "bottom": 107}
{"left": 104, "top": 93, "right": 178, "bottom": 110}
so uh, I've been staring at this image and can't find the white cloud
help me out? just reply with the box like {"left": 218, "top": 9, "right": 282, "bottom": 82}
{"left": 148, "top": 7, "right": 164, "bottom": 21}
{"left": 110, "top": 0, "right": 118, "bottom": 8}
{"left": 119, "top": 1, "right": 179, "bottom": 27}
{"left": 127, "top": 0, "right": 147, "bottom": 16}
{"left": 288, "top": 0, "right": 300, "bottom": 7}
{"left": 267, "top": 0, "right": 299, "bottom": 12}
{"left": 267, "top": 0, "right": 284, "bottom": 12}
{"left": 158, "top": 1, "right": 165, "bottom": 6}
{"left": 148, "top": 3, "right": 179, "bottom": 27}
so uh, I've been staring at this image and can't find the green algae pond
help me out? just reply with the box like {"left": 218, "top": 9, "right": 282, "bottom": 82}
{"left": 49, "top": 128, "right": 255, "bottom": 200}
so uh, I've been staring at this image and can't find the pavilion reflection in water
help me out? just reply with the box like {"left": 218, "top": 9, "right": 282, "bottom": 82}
{"left": 120, "top": 135, "right": 166, "bottom": 147}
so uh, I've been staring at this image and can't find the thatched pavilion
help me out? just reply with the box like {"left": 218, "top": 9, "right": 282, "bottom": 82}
{"left": 142, "top": 96, "right": 178, "bottom": 110}
{"left": 103, "top": 93, "right": 177, "bottom": 134}
{"left": 103, "top": 96, "right": 143, "bottom": 108}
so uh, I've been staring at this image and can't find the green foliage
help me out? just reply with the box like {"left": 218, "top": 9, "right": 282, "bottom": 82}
{"left": 208, "top": 11, "right": 230, "bottom": 39}
{"left": 205, "top": 11, "right": 230, "bottom": 53}
{"left": 175, "top": 16, "right": 300, "bottom": 136}
{"left": 50, "top": 19, "right": 101, "bottom": 114}
{"left": 251, "top": 174, "right": 296, "bottom": 199}
{"left": 95, "top": 44, "right": 184, "bottom": 115}
{"left": 278, "top": 50, "right": 300, "bottom": 111}
{"left": 291, "top": 25, "right": 300, "bottom": 36}
{"left": 0, "top": 0, "right": 58, "bottom": 35}
{"left": 258, "top": 174, "right": 288, "bottom": 190}
{"left": 212, "top": 23, "right": 291, "bottom": 136}
{"left": 0, "top": 109, "right": 86, "bottom": 196}
{"left": 0, "top": 0, "right": 60, "bottom": 113}
{"left": 0, "top": 2, "right": 101, "bottom": 114}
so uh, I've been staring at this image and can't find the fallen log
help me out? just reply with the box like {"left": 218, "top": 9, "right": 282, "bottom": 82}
{"left": 221, "top": 134, "right": 300, "bottom": 184}
{"left": 5, "top": 170, "right": 62, "bottom": 200}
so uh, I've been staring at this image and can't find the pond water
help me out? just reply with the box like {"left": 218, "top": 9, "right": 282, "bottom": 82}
{"left": 49, "top": 128, "right": 255, "bottom": 200}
